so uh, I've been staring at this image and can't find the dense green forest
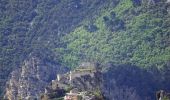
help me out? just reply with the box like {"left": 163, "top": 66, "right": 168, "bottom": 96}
{"left": 56, "top": 0, "right": 170, "bottom": 68}
{"left": 0, "top": 0, "right": 118, "bottom": 96}
{"left": 0, "top": 0, "right": 170, "bottom": 98}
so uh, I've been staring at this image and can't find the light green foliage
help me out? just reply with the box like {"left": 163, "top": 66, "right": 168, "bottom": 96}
{"left": 114, "top": 0, "right": 133, "bottom": 17}
{"left": 57, "top": 0, "right": 170, "bottom": 68}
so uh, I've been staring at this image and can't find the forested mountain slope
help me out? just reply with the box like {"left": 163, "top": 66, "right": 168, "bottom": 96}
{"left": 56, "top": 0, "right": 170, "bottom": 68}
{"left": 0, "top": 0, "right": 170, "bottom": 99}
{"left": 0, "top": 0, "right": 115, "bottom": 96}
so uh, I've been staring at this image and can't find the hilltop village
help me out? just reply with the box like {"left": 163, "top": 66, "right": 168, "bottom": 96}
{"left": 41, "top": 62, "right": 104, "bottom": 100}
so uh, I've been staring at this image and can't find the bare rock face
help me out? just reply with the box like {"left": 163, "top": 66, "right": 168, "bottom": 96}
{"left": 4, "top": 55, "right": 66, "bottom": 100}
{"left": 166, "top": 0, "right": 170, "bottom": 14}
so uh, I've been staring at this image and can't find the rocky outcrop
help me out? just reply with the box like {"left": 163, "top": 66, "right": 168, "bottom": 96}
{"left": 166, "top": 0, "right": 170, "bottom": 14}
{"left": 156, "top": 90, "right": 170, "bottom": 100}
{"left": 4, "top": 54, "right": 67, "bottom": 100}
{"left": 41, "top": 66, "right": 104, "bottom": 100}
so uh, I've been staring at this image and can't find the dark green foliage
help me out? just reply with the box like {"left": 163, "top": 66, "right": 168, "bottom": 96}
{"left": 110, "top": 11, "right": 116, "bottom": 19}
{"left": 47, "top": 89, "right": 66, "bottom": 99}
{"left": 84, "top": 24, "right": 98, "bottom": 33}
{"left": 0, "top": 0, "right": 170, "bottom": 98}
{"left": 0, "top": 0, "right": 119, "bottom": 96}
{"left": 104, "top": 15, "right": 125, "bottom": 32}
{"left": 132, "top": 0, "right": 141, "bottom": 6}
{"left": 0, "top": 0, "right": 39, "bottom": 96}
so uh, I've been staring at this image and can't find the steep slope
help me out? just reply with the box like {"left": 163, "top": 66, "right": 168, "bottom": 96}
{"left": 4, "top": 52, "right": 68, "bottom": 100}
{"left": 0, "top": 0, "right": 170, "bottom": 99}
{"left": 56, "top": 0, "right": 170, "bottom": 68}
{"left": 0, "top": 0, "right": 116, "bottom": 96}
{"left": 102, "top": 63, "right": 170, "bottom": 100}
